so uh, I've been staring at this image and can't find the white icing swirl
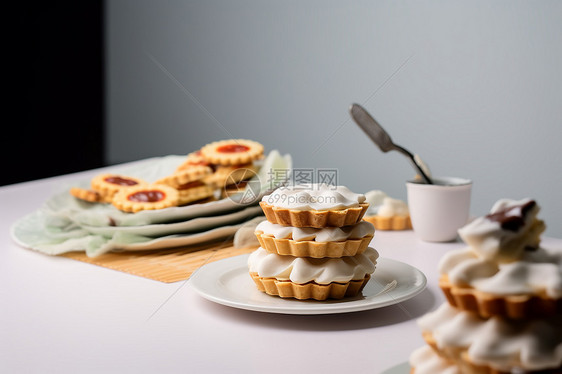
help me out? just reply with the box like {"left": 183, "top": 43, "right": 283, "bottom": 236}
{"left": 364, "top": 190, "right": 408, "bottom": 217}
{"left": 364, "top": 190, "right": 387, "bottom": 214}
{"left": 458, "top": 198, "right": 545, "bottom": 262}
{"left": 261, "top": 183, "right": 365, "bottom": 211}
{"left": 440, "top": 198, "right": 561, "bottom": 297}
{"left": 233, "top": 217, "right": 266, "bottom": 248}
{"left": 409, "top": 345, "right": 460, "bottom": 374}
{"left": 247, "top": 247, "right": 379, "bottom": 284}
{"left": 417, "top": 303, "right": 562, "bottom": 371}
{"left": 377, "top": 197, "right": 409, "bottom": 217}
{"left": 439, "top": 246, "right": 562, "bottom": 298}
{"left": 255, "top": 220, "right": 374, "bottom": 242}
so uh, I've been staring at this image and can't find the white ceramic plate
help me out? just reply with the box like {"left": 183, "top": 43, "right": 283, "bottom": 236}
{"left": 380, "top": 362, "right": 409, "bottom": 374}
{"left": 190, "top": 254, "right": 427, "bottom": 315}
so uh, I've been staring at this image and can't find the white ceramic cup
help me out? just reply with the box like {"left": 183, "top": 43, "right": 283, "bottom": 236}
{"left": 406, "top": 177, "right": 472, "bottom": 242}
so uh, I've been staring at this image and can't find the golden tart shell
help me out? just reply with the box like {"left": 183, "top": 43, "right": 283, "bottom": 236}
{"left": 439, "top": 274, "right": 562, "bottom": 319}
{"left": 255, "top": 231, "right": 373, "bottom": 258}
{"left": 259, "top": 201, "right": 369, "bottom": 228}
{"left": 421, "top": 331, "right": 562, "bottom": 374}
{"left": 363, "top": 214, "right": 412, "bottom": 230}
{"left": 249, "top": 272, "right": 370, "bottom": 301}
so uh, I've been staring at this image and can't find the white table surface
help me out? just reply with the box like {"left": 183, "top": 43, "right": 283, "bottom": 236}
{"left": 2, "top": 164, "right": 561, "bottom": 374}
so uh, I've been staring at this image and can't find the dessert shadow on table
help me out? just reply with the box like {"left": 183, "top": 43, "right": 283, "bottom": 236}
{"left": 195, "top": 287, "right": 436, "bottom": 332}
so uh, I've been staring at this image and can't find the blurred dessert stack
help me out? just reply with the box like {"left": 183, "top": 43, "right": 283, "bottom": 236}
{"left": 362, "top": 190, "right": 412, "bottom": 230}
{"left": 409, "top": 198, "right": 562, "bottom": 373}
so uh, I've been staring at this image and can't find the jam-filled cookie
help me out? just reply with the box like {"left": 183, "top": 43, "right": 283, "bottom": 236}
{"left": 175, "top": 150, "right": 216, "bottom": 172}
{"left": 205, "top": 163, "right": 258, "bottom": 189}
{"left": 69, "top": 187, "right": 112, "bottom": 203}
{"left": 200, "top": 139, "right": 264, "bottom": 166}
{"left": 155, "top": 165, "right": 212, "bottom": 189}
{"left": 111, "top": 184, "right": 179, "bottom": 213}
{"left": 91, "top": 174, "right": 147, "bottom": 200}
{"left": 221, "top": 181, "right": 248, "bottom": 199}
{"left": 175, "top": 181, "right": 215, "bottom": 205}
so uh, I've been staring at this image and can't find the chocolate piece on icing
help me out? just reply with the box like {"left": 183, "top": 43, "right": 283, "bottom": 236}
{"left": 486, "top": 200, "right": 536, "bottom": 232}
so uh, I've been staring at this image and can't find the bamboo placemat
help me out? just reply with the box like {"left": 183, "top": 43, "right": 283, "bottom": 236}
{"left": 61, "top": 241, "right": 257, "bottom": 283}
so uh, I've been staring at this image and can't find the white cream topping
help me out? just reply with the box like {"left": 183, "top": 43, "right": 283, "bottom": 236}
{"left": 247, "top": 247, "right": 379, "bottom": 284}
{"left": 261, "top": 183, "right": 365, "bottom": 211}
{"left": 417, "top": 303, "right": 562, "bottom": 371}
{"left": 364, "top": 190, "right": 408, "bottom": 217}
{"left": 439, "top": 246, "right": 562, "bottom": 297}
{"left": 458, "top": 198, "right": 544, "bottom": 262}
{"left": 409, "top": 345, "right": 460, "bottom": 374}
{"left": 364, "top": 190, "right": 387, "bottom": 213}
{"left": 255, "top": 220, "right": 374, "bottom": 242}
{"left": 233, "top": 217, "right": 266, "bottom": 248}
{"left": 440, "top": 198, "right": 561, "bottom": 297}
{"left": 377, "top": 197, "right": 409, "bottom": 217}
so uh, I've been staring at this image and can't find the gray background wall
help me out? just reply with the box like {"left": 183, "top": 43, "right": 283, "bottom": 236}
{"left": 107, "top": 0, "right": 562, "bottom": 238}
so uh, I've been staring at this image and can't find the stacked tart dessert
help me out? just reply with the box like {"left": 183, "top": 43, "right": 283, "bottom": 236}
{"left": 247, "top": 183, "right": 379, "bottom": 300}
{"left": 410, "top": 198, "right": 562, "bottom": 374}
{"left": 362, "top": 190, "right": 412, "bottom": 231}
{"left": 70, "top": 139, "right": 264, "bottom": 212}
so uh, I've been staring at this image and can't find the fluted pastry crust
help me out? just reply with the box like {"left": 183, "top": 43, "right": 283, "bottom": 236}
{"left": 439, "top": 274, "right": 562, "bottom": 319}
{"left": 255, "top": 231, "right": 372, "bottom": 258}
{"left": 259, "top": 201, "right": 369, "bottom": 228}
{"left": 249, "top": 272, "right": 370, "bottom": 300}
{"left": 422, "top": 331, "right": 562, "bottom": 374}
{"left": 363, "top": 214, "right": 412, "bottom": 230}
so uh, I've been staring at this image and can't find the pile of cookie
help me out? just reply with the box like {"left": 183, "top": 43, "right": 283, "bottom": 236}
{"left": 70, "top": 139, "right": 264, "bottom": 213}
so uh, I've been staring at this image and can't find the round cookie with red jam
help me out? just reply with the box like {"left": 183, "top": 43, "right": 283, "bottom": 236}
{"left": 111, "top": 184, "right": 179, "bottom": 213}
{"left": 91, "top": 174, "right": 147, "bottom": 200}
{"left": 200, "top": 139, "right": 264, "bottom": 166}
